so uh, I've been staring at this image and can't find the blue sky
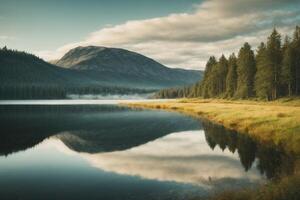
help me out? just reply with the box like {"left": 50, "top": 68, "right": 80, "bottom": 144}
{"left": 0, "top": 0, "right": 299, "bottom": 69}
{"left": 0, "top": 0, "right": 201, "bottom": 51}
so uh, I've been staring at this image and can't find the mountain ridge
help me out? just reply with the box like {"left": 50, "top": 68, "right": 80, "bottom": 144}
{"left": 0, "top": 46, "right": 202, "bottom": 99}
{"left": 54, "top": 46, "right": 202, "bottom": 87}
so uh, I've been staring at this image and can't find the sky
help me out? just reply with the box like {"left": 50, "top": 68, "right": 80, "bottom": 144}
{"left": 0, "top": 0, "right": 300, "bottom": 70}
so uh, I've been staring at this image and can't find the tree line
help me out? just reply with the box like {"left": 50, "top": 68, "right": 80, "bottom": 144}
{"left": 156, "top": 27, "right": 300, "bottom": 100}
{"left": 0, "top": 84, "right": 153, "bottom": 100}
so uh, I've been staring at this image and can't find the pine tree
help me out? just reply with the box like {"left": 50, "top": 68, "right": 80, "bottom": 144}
{"left": 266, "top": 28, "right": 282, "bottom": 100}
{"left": 225, "top": 53, "right": 238, "bottom": 98}
{"left": 217, "top": 55, "right": 228, "bottom": 95}
{"left": 207, "top": 62, "right": 220, "bottom": 97}
{"left": 292, "top": 26, "right": 300, "bottom": 95}
{"left": 255, "top": 42, "right": 272, "bottom": 100}
{"left": 201, "top": 56, "right": 217, "bottom": 98}
{"left": 281, "top": 36, "right": 295, "bottom": 96}
{"left": 236, "top": 43, "right": 256, "bottom": 98}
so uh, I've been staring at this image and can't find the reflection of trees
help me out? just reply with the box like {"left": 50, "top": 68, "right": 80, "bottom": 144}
{"left": 256, "top": 146, "right": 295, "bottom": 179}
{"left": 202, "top": 120, "right": 296, "bottom": 179}
{"left": 237, "top": 136, "right": 256, "bottom": 171}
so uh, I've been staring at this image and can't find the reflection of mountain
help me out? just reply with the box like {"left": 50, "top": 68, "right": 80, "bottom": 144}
{"left": 202, "top": 120, "right": 296, "bottom": 179}
{"left": 56, "top": 110, "right": 201, "bottom": 153}
{"left": 0, "top": 105, "right": 201, "bottom": 155}
{"left": 77, "top": 130, "right": 263, "bottom": 189}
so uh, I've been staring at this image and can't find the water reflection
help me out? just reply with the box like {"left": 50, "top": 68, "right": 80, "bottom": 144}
{"left": 76, "top": 130, "right": 262, "bottom": 189}
{"left": 202, "top": 120, "right": 296, "bottom": 179}
{"left": 0, "top": 104, "right": 297, "bottom": 200}
{"left": 0, "top": 105, "right": 201, "bottom": 155}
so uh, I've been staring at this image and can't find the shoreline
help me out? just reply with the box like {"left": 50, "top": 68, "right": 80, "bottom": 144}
{"left": 122, "top": 98, "right": 300, "bottom": 155}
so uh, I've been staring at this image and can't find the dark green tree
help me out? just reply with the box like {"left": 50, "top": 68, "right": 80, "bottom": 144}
{"left": 217, "top": 54, "right": 228, "bottom": 95}
{"left": 292, "top": 26, "right": 300, "bottom": 95}
{"left": 225, "top": 53, "right": 238, "bottom": 97}
{"left": 201, "top": 56, "right": 217, "bottom": 98}
{"left": 266, "top": 28, "right": 282, "bottom": 100}
{"left": 207, "top": 62, "right": 220, "bottom": 97}
{"left": 281, "top": 36, "right": 295, "bottom": 96}
{"left": 255, "top": 42, "right": 272, "bottom": 100}
{"left": 203, "top": 55, "right": 228, "bottom": 98}
{"left": 236, "top": 42, "right": 256, "bottom": 98}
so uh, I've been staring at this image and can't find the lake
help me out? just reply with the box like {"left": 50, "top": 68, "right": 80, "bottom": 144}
{"left": 0, "top": 100, "right": 295, "bottom": 200}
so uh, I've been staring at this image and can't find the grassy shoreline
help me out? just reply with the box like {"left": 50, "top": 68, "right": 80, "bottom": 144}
{"left": 123, "top": 98, "right": 300, "bottom": 154}
{"left": 123, "top": 98, "right": 300, "bottom": 199}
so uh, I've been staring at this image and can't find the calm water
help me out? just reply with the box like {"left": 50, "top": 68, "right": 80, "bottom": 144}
{"left": 0, "top": 101, "right": 296, "bottom": 200}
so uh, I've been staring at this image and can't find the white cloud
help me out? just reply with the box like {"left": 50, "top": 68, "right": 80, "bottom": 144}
{"left": 0, "top": 35, "right": 16, "bottom": 40}
{"left": 77, "top": 131, "right": 262, "bottom": 186}
{"left": 37, "top": 0, "right": 300, "bottom": 70}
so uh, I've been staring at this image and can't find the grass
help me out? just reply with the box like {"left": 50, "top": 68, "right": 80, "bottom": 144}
{"left": 122, "top": 97, "right": 300, "bottom": 154}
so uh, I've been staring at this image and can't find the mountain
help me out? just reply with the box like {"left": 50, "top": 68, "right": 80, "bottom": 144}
{"left": 54, "top": 46, "right": 202, "bottom": 89}
{"left": 0, "top": 49, "right": 150, "bottom": 99}
{"left": 0, "top": 105, "right": 201, "bottom": 155}
{"left": 0, "top": 46, "right": 202, "bottom": 99}
{"left": 0, "top": 49, "right": 83, "bottom": 86}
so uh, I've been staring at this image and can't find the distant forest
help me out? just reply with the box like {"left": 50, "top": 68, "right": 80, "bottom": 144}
{"left": 156, "top": 26, "right": 300, "bottom": 100}
{"left": 0, "top": 84, "right": 152, "bottom": 100}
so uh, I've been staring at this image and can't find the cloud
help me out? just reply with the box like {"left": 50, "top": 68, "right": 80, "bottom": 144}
{"left": 75, "top": 131, "right": 263, "bottom": 186}
{"left": 0, "top": 35, "right": 16, "bottom": 40}
{"left": 37, "top": 0, "right": 300, "bottom": 70}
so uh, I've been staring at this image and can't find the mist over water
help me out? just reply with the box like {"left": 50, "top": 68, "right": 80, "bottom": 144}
{"left": 67, "top": 93, "right": 154, "bottom": 100}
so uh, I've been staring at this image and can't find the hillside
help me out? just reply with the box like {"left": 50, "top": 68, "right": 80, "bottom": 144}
{"left": 55, "top": 46, "right": 202, "bottom": 89}
{"left": 0, "top": 49, "right": 152, "bottom": 99}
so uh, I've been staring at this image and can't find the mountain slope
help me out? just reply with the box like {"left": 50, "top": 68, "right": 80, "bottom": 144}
{"left": 55, "top": 46, "right": 202, "bottom": 89}
{"left": 0, "top": 49, "right": 151, "bottom": 99}
{"left": 0, "top": 47, "right": 202, "bottom": 99}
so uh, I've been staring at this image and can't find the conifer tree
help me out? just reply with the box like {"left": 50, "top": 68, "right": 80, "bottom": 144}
{"left": 217, "top": 55, "right": 228, "bottom": 95}
{"left": 201, "top": 56, "right": 217, "bottom": 98}
{"left": 225, "top": 53, "right": 238, "bottom": 98}
{"left": 236, "top": 42, "right": 256, "bottom": 98}
{"left": 266, "top": 28, "right": 282, "bottom": 99}
{"left": 255, "top": 42, "right": 272, "bottom": 100}
{"left": 292, "top": 26, "right": 300, "bottom": 95}
{"left": 281, "top": 36, "right": 295, "bottom": 96}
{"left": 207, "top": 62, "right": 220, "bottom": 97}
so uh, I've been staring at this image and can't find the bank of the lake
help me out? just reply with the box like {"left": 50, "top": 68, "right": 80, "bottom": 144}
{"left": 123, "top": 98, "right": 300, "bottom": 155}
{"left": 124, "top": 98, "right": 300, "bottom": 199}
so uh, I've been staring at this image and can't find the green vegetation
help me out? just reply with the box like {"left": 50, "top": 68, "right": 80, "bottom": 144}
{"left": 155, "top": 26, "right": 300, "bottom": 99}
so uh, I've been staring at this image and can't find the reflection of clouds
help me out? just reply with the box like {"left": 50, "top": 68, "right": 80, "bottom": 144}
{"left": 74, "top": 131, "right": 263, "bottom": 187}
{"left": 43, "top": 136, "right": 78, "bottom": 156}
